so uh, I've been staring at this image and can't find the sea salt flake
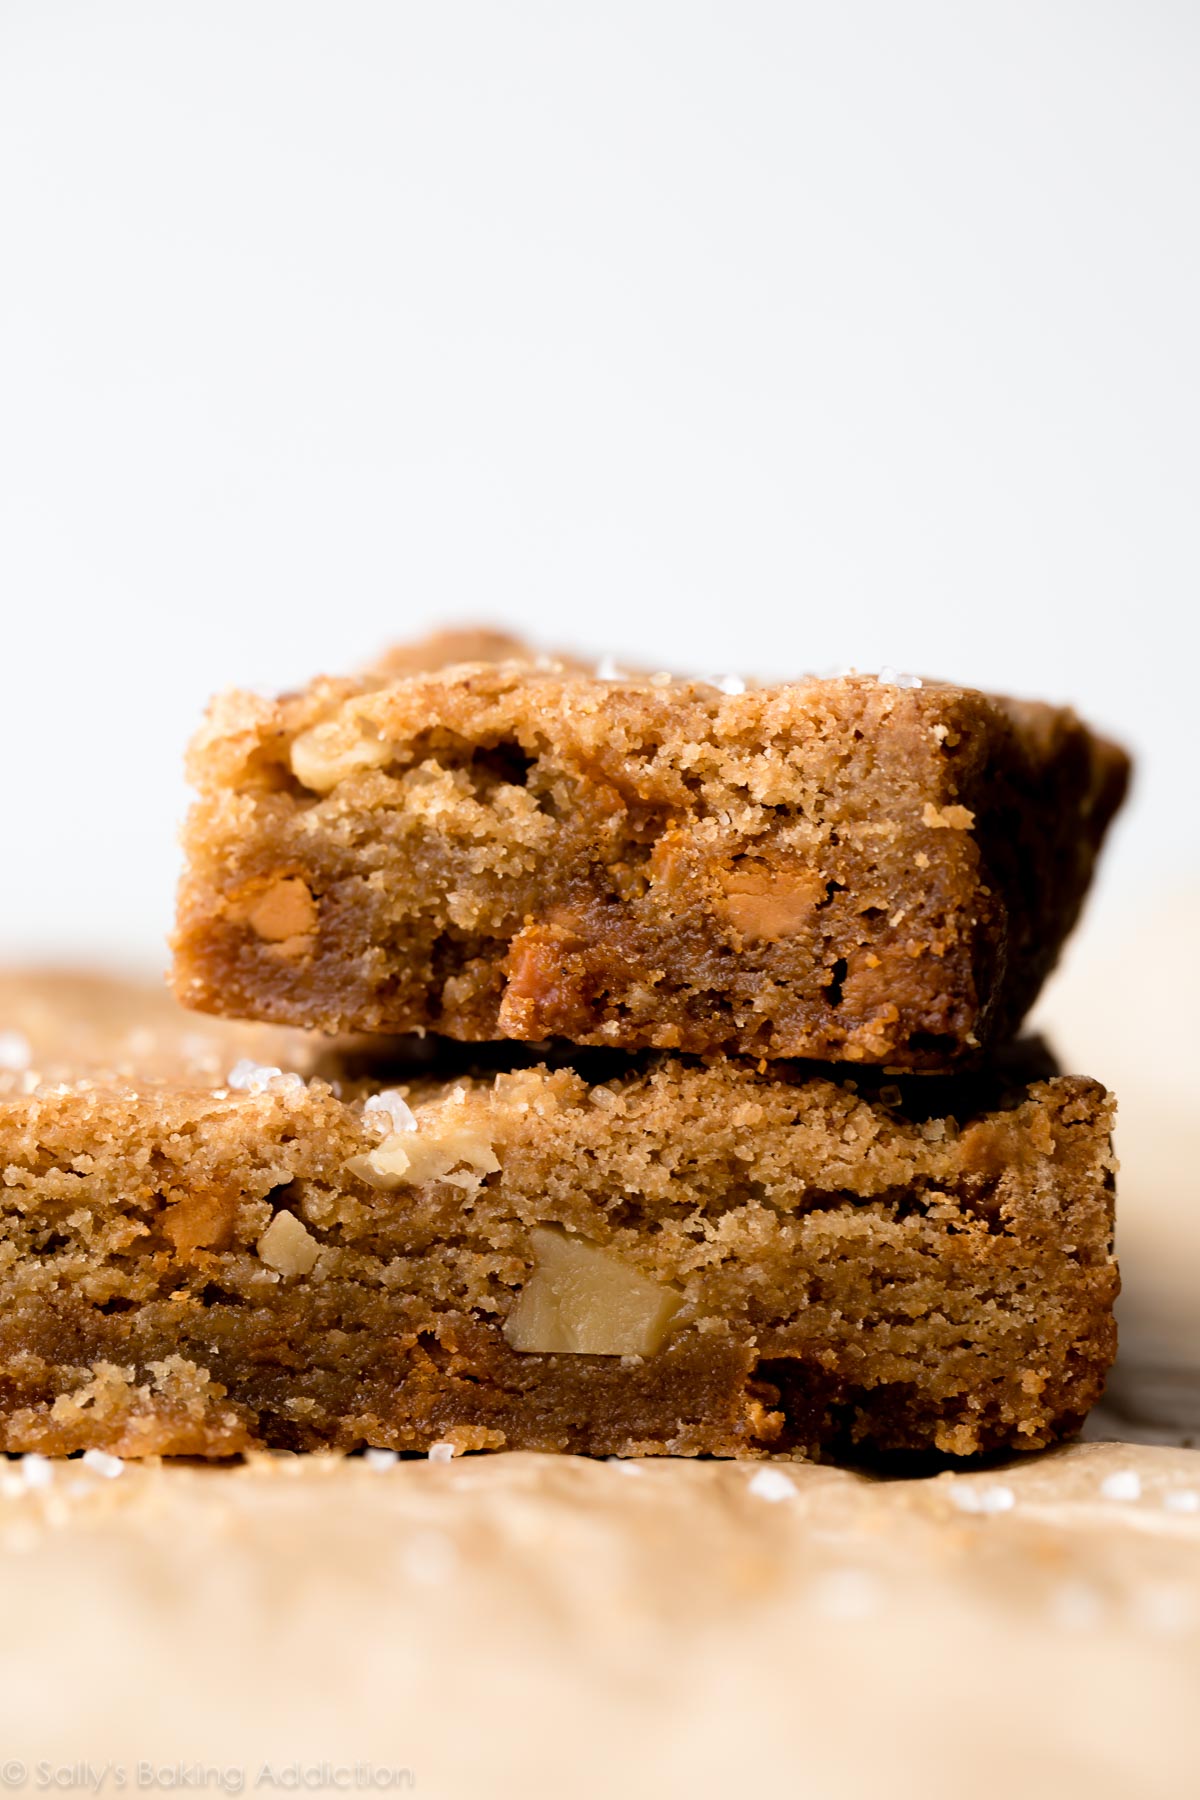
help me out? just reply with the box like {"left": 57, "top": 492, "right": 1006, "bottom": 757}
{"left": 713, "top": 674, "right": 746, "bottom": 695}
{"left": 596, "top": 657, "right": 628, "bottom": 681}
{"left": 606, "top": 1458, "right": 643, "bottom": 1476}
{"left": 364, "top": 1448, "right": 399, "bottom": 1471}
{"left": 81, "top": 1449, "right": 124, "bottom": 1480}
{"left": 427, "top": 1442, "right": 455, "bottom": 1463}
{"left": 1100, "top": 1469, "right": 1142, "bottom": 1502}
{"left": 748, "top": 1468, "right": 798, "bottom": 1503}
{"left": 0, "top": 1032, "right": 31, "bottom": 1071}
{"left": 1163, "top": 1489, "right": 1200, "bottom": 1514}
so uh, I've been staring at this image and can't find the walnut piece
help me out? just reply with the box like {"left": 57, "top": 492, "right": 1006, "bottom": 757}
{"left": 290, "top": 712, "right": 394, "bottom": 793}
{"left": 345, "top": 1109, "right": 499, "bottom": 1191}
{"left": 503, "top": 1227, "right": 682, "bottom": 1356}
{"left": 258, "top": 1209, "right": 320, "bottom": 1276}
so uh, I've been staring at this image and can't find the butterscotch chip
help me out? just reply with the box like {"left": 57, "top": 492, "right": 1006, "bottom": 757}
{"left": 0, "top": 971, "right": 1118, "bottom": 1460}
{"left": 239, "top": 876, "right": 318, "bottom": 948}
{"left": 170, "top": 630, "right": 1128, "bottom": 1067}
{"left": 715, "top": 865, "right": 826, "bottom": 943}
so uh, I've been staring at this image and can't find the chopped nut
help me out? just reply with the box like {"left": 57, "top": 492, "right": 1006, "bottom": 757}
{"left": 346, "top": 1116, "right": 499, "bottom": 1191}
{"left": 715, "top": 863, "right": 824, "bottom": 942}
{"left": 922, "top": 802, "right": 975, "bottom": 831}
{"left": 258, "top": 1209, "right": 320, "bottom": 1276}
{"left": 503, "top": 1226, "right": 682, "bottom": 1356}
{"left": 290, "top": 713, "right": 394, "bottom": 793}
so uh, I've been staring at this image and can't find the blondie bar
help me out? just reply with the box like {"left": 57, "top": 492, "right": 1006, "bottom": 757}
{"left": 172, "top": 633, "right": 1128, "bottom": 1066}
{"left": 0, "top": 974, "right": 1117, "bottom": 1458}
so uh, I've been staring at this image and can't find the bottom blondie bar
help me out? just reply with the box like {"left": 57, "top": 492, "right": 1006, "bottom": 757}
{"left": 0, "top": 975, "right": 1117, "bottom": 1458}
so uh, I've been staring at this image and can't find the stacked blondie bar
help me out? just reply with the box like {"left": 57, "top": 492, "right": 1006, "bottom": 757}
{"left": 0, "top": 633, "right": 1129, "bottom": 1459}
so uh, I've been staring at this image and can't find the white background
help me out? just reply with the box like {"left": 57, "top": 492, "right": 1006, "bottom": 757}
{"left": 1, "top": 1, "right": 1197, "bottom": 965}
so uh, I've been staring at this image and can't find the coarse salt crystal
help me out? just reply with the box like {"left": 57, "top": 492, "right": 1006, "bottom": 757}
{"left": 810, "top": 1568, "right": 878, "bottom": 1621}
{"left": 1100, "top": 1470, "right": 1142, "bottom": 1503}
{"left": 748, "top": 1468, "right": 798, "bottom": 1503}
{"left": 363, "top": 1091, "right": 418, "bottom": 1134}
{"left": 227, "top": 1060, "right": 283, "bottom": 1094}
{"left": 713, "top": 674, "right": 746, "bottom": 695}
{"left": 403, "top": 1529, "right": 459, "bottom": 1585}
{"left": 428, "top": 1442, "right": 455, "bottom": 1463}
{"left": 21, "top": 1454, "right": 53, "bottom": 1490}
{"left": 364, "top": 1448, "right": 399, "bottom": 1470}
{"left": 1132, "top": 1584, "right": 1195, "bottom": 1636}
{"left": 1051, "top": 1581, "right": 1105, "bottom": 1631}
{"left": 81, "top": 1449, "right": 124, "bottom": 1479}
{"left": 596, "top": 657, "right": 627, "bottom": 681}
{"left": 949, "top": 1483, "right": 1014, "bottom": 1515}
{"left": 606, "top": 1458, "right": 643, "bottom": 1476}
{"left": 268, "top": 1072, "right": 306, "bottom": 1095}
{"left": 0, "top": 1031, "right": 31, "bottom": 1071}
{"left": 1163, "top": 1489, "right": 1200, "bottom": 1514}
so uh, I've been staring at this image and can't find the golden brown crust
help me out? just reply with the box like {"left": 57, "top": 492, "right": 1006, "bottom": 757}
{"left": 171, "top": 635, "right": 1129, "bottom": 1065}
{"left": 0, "top": 974, "right": 1117, "bottom": 1460}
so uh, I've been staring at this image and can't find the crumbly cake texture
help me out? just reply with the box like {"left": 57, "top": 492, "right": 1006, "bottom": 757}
{"left": 0, "top": 976, "right": 1117, "bottom": 1459}
{"left": 171, "top": 631, "right": 1128, "bottom": 1066}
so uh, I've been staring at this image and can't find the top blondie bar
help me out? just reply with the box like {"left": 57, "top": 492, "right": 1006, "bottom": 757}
{"left": 172, "top": 630, "right": 1128, "bottom": 1067}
